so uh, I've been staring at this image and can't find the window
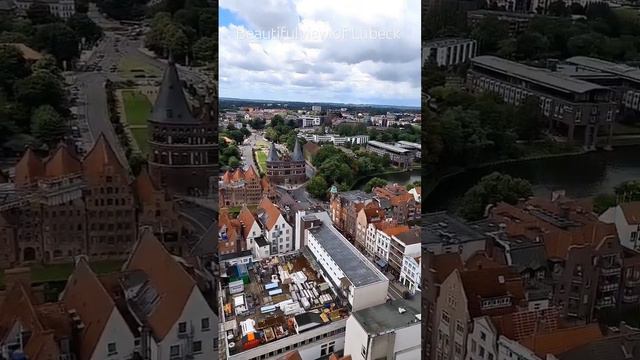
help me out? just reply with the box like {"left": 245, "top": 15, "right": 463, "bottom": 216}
{"left": 107, "top": 343, "right": 117, "bottom": 355}
{"left": 442, "top": 310, "right": 450, "bottom": 324}
{"left": 361, "top": 345, "right": 367, "bottom": 357}
{"left": 178, "top": 322, "right": 186, "bottom": 333}
{"left": 202, "top": 317, "right": 210, "bottom": 331}
{"left": 170, "top": 345, "right": 180, "bottom": 357}
{"left": 471, "top": 339, "right": 477, "bottom": 353}
{"left": 479, "top": 346, "right": 485, "bottom": 357}
{"left": 455, "top": 321, "right": 464, "bottom": 333}
{"left": 193, "top": 341, "right": 202, "bottom": 353}
{"left": 488, "top": 353, "right": 494, "bottom": 360}
{"left": 320, "top": 343, "right": 328, "bottom": 356}
{"left": 480, "top": 331, "right": 486, "bottom": 341}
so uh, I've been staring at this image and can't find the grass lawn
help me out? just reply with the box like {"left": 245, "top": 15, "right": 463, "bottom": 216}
{"left": 130, "top": 127, "right": 149, "bottom": 154}
{"left": 256, "top": 150, "right": 267, "bottom": 173}
{"left": 0, "top": 260, "right": 124, "bottom": 289}
{"left": 118, "top": 57, "right": 161, "bottom": 79}
{"left": 122, "top": 90, "right": 152, "bottom": 126}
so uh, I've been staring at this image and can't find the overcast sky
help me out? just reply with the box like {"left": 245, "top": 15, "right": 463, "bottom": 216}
{"left": 219, "top": 0, "right": 421, "bottom": 107}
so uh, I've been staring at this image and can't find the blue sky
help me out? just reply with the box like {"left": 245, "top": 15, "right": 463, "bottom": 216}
{"left": 218, "top": 0, "right": 421, "bottom": 107}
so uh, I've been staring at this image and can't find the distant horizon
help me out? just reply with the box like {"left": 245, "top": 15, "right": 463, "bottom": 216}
{"left": 219, "top": 96, "right": 421, "bottom": 110}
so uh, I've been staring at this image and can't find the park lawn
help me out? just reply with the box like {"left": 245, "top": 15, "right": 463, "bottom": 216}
{"left": 122, "top": 90, "right": 152, "bottom": 126}
{"left": 0, "top": 260, "right": 124, "bottom": 289}
{"left": 130, "top": 127, "right": 149, "bottom": 154}
{"left": 256, "top": 150, "right": 267, "bottom": 173}
{"left": 118, "top": 57, "right": 162, "bottom": 79}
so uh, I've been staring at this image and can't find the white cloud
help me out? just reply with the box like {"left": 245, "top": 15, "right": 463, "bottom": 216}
{"left": 219, "top": 0, "right": 420, "bottom": 106}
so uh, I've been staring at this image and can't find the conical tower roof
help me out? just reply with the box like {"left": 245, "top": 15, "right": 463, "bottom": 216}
{"left": 292, "top": 137, "right": 303, "bottom": 162}
{"left": 267, "top": 142, "right": 279, "bottom": 162}
{"left": 150, "top": 60, "right": 198, "bottom": 124}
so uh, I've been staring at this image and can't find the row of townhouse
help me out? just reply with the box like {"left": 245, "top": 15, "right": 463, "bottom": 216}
{"left": 218, "top": 196, "right": 295, "bottom": 265}
{"left": 0, "top": 135, "right": 184, "bottom": 269}
{"left": 0, "top": 229, "right": 219, "bottom": 360}
{"left": 424, "top": 194, "right": 640, "bottom": 360}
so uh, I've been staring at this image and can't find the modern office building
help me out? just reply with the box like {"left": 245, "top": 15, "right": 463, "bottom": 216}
{"left": 468, "top": 55, "right": 617, "bottom": 148}
{"left": 366, "top": 141, "right": 414, "bottom": 169}
{"left": 424, "top": 38, "right": 477, "bottom": 67}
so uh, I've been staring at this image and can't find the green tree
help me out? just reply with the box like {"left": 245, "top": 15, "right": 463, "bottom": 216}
{"left": 364, "top": 177, "right": 388, "bottom": 192}
{"left": 547, "top": 0, "right": 570, "bottom": 17}
{"left": 307, "top": 175, "right": 329, "bottom": 199}
{"left": 66, "top": 14, "right": 103, "bottom": 45}
{"left": 615, "top": 180, "right": 640, "bottom": 203}
{"left": 33, "top": 23, "right": 80, "bottom": 62}
{"left": 27, "top": 3, "right": 57, "bottom": 25}
{"left": 13, "top": 70, "right": 65, "bottom": 109}
{"left": 128, "top": 153, "right": 147, "bottom": 176}
{"left": 593, "top": 193, "right": 617, "bottom": 215}
{"left": 514, "top": 97, "right": 543, "bottom": 141}
{"left": 471, "top": 16, "right": 509, "bottom": 53}
{"left": 459, "top": 172, "right": 533, "bottom": 220}
{"left": 31, "top": 105, "right": 66, "bottom": 147}
{"left": 32, "top": 55, "right": 61, "bottom": 77}
{"left": 198, "top": 13, "right": 215, "bottom": 37}
{"left": 516, "top": 32, "right": 549, "bottom": 60}
{"left": 0, "top": 45, "right": 28, "bottom": 95}
{"left": 192, "top": 36, "right": 215, "bottom": 64}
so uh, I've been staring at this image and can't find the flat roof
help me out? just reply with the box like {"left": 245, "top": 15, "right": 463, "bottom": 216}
{"left": 565, "top": 56, "right": 640, "bottom": 83}
{"left": 368, "top": 141, "right": 411, "bottom": 154}
{"left": 352, "top": 292, "right": 421, "bottom": 334}
{"left": 472, "top": 56, "right": 608, "bottom": 94}
{"left": 423, "top": 212, "right": 487, "bottom": 245}
{"left": 425, "top": 38, "right": 476, "bottom": 47}
{"left": 309, "top": 225, "right": 385, "bottom": 287}
{"left": 396, "top": 141, "right": 421, "bottom": 149}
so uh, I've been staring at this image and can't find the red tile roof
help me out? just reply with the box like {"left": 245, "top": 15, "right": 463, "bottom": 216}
{"left": 61, "top": 258, "right": 116, "bottom": 360}
{"left": 519, "top": 323, "right": 603, "bottom": 357}
{"left": 460, "top": 267, "right": 525, "bottom": 317}
{"left": 431, "top": 253, "right": 464, "bottom": 284}
{"left": 124, "top": 229, "right": 197, "bottom": 341}
{"left": 14, "top": 147, "right": 44, "bottom": 187}
{"left": 620, "top": 202, "right": 640, "bottom": 225}
{"left": 43, "top": 143, "right": 82, "bottom": 179}
{"left": 258, "top": 196, "right": 282, "bottom": 231}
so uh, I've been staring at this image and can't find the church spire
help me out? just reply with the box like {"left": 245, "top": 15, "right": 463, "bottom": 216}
{"left": 267, "top": 142, "right": 279, "bottom": 162}
{"left": 292, "top": 137, "right": 303, "bottom": 162}
{"left": 150, "top": 60, "right": 198, "bottom": 124}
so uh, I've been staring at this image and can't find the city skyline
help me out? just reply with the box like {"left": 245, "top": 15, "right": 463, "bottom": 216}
{"left": 219, "top": 0, "right": 421, "bottom": 106}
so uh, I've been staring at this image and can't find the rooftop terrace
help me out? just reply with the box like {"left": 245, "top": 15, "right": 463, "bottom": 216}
{"left": 220, "top": 254, "right": 349, "bottom": 357}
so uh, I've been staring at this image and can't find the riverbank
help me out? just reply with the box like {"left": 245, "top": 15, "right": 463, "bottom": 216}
{"left": 424, "top": 146, "right": 587, "bottom": 199}
{"left": 425, "top": 145, "right": 640, "bottom": 212}
{"left": 351, "top": 168, "right": 421, "bottom": 190}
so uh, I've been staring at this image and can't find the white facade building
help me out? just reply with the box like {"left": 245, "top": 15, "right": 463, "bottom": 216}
{"left": 600, "top": 202, "right": 640, "bottom": 251}
{"left": 300, "top": 133, "right": 369, "bottom": 146}
{"left": 303, "top": 211, "right": 389, "bottom": 311}
{"left": 299, "top": 115, "right": 321, "bottom": 127}
{"left": 497, "top": 336, "right": 545, "bottom": 360}
{"left": 258, "top": 198, "right": 294, "bottom": 255}
{"left": 424, "top": 38, "right": 477, "bottom": 67}
{"left": 343, "top": 294, "right": 421, "bottom": 360}
{"left": 312, "top": 105, "right": 322, "bottom": 112}
{"left": 466, "top": 317, "right": 498, "bottom": 360}
{"left": 14, "top": 0, "right": 75, "bottom": 19}
{"left": 399, "top": 255, "right": 421, "bottom": 293}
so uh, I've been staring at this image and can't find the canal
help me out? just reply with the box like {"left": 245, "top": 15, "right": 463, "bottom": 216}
{"left": 425, "top": 146, "right": 640, "bottom": 212}
{"left": 353, "top": 169, "right": 421, "bottom": 190}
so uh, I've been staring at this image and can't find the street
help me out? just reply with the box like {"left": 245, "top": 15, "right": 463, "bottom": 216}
{"left": 68, "top": 5, "right": 214, "bottom": 165}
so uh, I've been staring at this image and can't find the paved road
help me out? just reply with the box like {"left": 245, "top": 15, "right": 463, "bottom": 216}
{"left": 74, "top": 5, "right": 214, "bottom": 166}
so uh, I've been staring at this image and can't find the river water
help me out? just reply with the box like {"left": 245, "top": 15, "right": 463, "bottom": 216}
{"left": 425, "top": 146, "right": 640, "bottom": 212}
{"left": 354, "top": 169, "right": 422, "bottom": 190}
